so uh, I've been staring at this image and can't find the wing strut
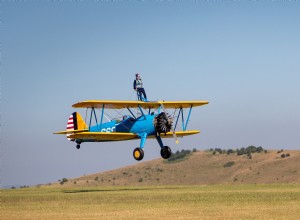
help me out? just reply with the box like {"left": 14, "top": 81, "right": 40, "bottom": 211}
{"left": 88, "top": 107, "right": 99, "bottom": 131}
{"left": 138, "top": 105, "right": 146, "bottom": 120}
{"left": 174, "top": 108, "right": 182, "bottom": 131}
{"left": 173, "top": 105, "right": 193, "bottom": 131}
{"left": 183, "top": 105, "right": 193, "bottom": 131}
{"left": 99, "top": 104, "right": 105, "bottom": 131}
{"left": 127, "top": 107, "right": 137, "bottom": 119}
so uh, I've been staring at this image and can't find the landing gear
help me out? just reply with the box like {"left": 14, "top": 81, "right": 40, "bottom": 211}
{"left": 76, "top": 144, "right": 80, "bottom": 149}
{"left": 156, "top": 136, "right": 172, "bottom": 159}
{"left": 160, "top": 146, "right": 172, "bottom": 159}
{"left": 133, "top": 148, "right": 144, "bottom": 161}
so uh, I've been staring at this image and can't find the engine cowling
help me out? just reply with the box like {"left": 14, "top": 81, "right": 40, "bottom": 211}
{"left": 154, "top": 112, "right": 173, "bottom": 135}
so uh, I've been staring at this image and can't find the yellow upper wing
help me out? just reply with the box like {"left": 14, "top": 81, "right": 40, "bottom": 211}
{"left": 72, "top": 100, "right": 209, "bottom": 109}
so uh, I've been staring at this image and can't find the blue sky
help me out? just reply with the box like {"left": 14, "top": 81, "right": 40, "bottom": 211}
{"left": 2, "top": 1, "right": 300, "bottom": 187}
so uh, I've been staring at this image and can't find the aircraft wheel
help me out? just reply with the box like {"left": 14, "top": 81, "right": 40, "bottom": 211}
{"left": 160, "top": 146, "right": 172, "bottom": 159}
{"left": 76, "top": 144, "right": 80, "bottom": 149}
{"left": 133, "top": 148, "right": 144, "bottom": 161}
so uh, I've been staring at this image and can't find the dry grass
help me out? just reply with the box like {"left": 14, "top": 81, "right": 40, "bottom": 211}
{"left": 53, "top": 150, "right": 300, "bottom": 187}
{"left": 2, "top": 184, "right": 300, "bottom": 219}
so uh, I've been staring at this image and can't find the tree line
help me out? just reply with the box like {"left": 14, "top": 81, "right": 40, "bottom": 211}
{"left": 210, "top": 145, "right": 267, "bottom": 159}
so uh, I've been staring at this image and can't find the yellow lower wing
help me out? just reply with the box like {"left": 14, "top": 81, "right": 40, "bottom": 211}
{"left": 54, "top": 130, "right": 199, "bottom": 141}
{"left": 155, "top": 130, "right": 200, "bottom": 138}
{"left": 67, "top": 132, "right": 138, "bottom": 141}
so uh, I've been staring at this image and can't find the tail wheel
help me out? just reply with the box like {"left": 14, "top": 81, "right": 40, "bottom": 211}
{"left": 160, "top": 146, "right": 172, "bottom": 159}
{"left": 133, "top": 148, "right": 144, "bottom": 161}
{"left": 76, "top": 144, "right": 80, "bottom": 149}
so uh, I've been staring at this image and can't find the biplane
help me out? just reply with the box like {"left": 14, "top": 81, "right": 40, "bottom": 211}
{"left": 54, "top": 100, "right": 208, "bottom": 161}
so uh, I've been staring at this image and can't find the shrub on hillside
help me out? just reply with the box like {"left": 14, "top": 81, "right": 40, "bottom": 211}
{"left": 257, "top": 146, "right": 263, "bottom": 153}
{"left": 237, "top": 146, "right": 265, "bottom": 156}
{"left": 224, "top": 161, "right": 235, "bottom": 168}
{"left": 59, "top": 178, "right": 68, "bottom": 185}
{"left": 215, "top": 148, "right": 222, "bottom": 154}
{"left": 168, "top": 149, "right": 192, "bottom": 162}
{"left": 227, "top": 149, "right": 235, "bottom": 155}
{"left": 281, "top": 153, "right": 290, "bottom": 158}
{"left": 237, "top": 147, "right": 245, "bottom": 156}
{"left": 210, "top": 146, "right": 266, "bottom": 156}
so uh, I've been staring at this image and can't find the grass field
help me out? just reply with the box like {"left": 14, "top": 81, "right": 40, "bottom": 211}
{"left": 2, "top": 184, "right": 300, "bottom": 219}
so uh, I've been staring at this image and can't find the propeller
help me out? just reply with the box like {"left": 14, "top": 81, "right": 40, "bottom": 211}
{"left": 154, "top": 112, "right": 172, "bottom": 135}
{"left": 154, "top": 104, "right": 179, "bottom": 144}
{"left": 162, "top": 104, "right": 179, "bottom": 145}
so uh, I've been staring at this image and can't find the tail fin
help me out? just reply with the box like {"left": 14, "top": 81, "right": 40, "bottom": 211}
{"left": 66, "top": 112, "right": 87, "bottom": 140}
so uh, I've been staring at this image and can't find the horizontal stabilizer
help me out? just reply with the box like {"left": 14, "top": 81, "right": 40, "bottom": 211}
{"left": 53, "top": 129, "right": 89, "bottom": 135}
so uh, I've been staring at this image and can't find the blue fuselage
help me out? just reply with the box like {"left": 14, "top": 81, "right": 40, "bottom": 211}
{"left": 89, "top": 114, "right": 157, "bottom": 136}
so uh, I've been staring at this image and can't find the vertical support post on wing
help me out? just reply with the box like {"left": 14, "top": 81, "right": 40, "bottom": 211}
{"left": 89, "top": 107, "right": 94, "bottom": 130}
{"left": 93, "top": 108, "right": 98, "bottom": 130}
{"left": 183, "top": 105, "right": 193, "bottom": 131}
{"left": 99, "top": 104, "right": 104, "bottom": 131}
{"left": 174, "top": 108, "right": 182, "bottom": 131}
{"left": 181, "top": 108, "right": 185, "bottom": 131}
{"left": 157, "top": 105, "right": 162, "bottom": 114}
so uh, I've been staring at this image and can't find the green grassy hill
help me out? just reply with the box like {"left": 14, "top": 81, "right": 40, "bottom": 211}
{"left": 51, "top": 150, "right": 300, "bottom": 187}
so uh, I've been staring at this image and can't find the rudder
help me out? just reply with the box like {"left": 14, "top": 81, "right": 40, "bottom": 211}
{"left": 66, "top": 112, "right": 87, "bottom": 140}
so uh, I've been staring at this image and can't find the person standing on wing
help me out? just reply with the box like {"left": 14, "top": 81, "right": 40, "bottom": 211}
{"left": 133, "top": 73, "right": 147, "bottom": 101}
